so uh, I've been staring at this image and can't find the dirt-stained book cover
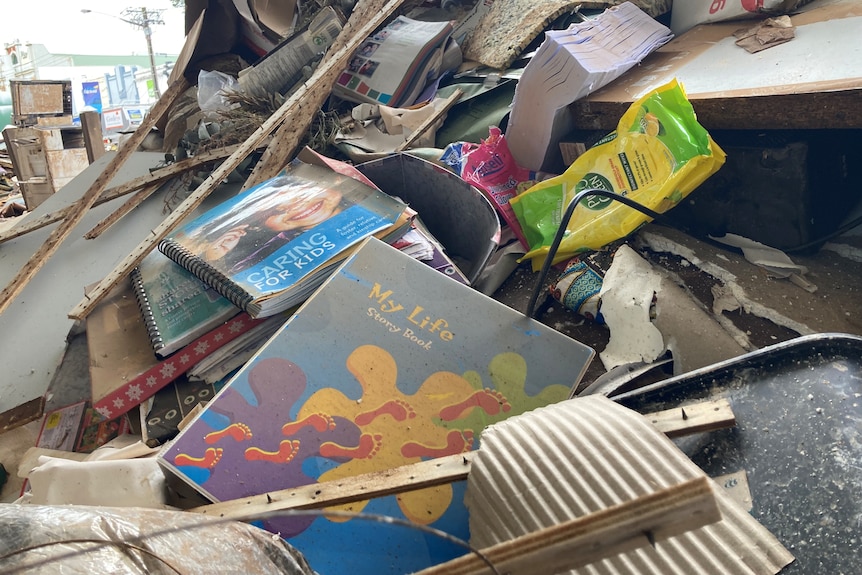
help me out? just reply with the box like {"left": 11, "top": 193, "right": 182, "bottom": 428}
{"left": 158, "top": 237, "right": 594, "bottom": 574}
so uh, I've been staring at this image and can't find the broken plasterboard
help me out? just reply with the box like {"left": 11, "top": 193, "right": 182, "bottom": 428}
{"left": 599, "top": 244, "right": 747, "bottom": 375}
{"left": 0, "top": 152, "right": 240, "bottom": 429}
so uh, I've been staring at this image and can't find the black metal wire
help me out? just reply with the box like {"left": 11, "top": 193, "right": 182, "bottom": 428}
{"left": 525, "top": 189, "right": 665, "bottom": 318}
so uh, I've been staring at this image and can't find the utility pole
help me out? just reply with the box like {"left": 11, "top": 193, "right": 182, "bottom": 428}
{"left": 121, "top": 7, "right": 165, "bottom": 99}
{"left": 82, "top": 7, "right": 165, "bottom": 99}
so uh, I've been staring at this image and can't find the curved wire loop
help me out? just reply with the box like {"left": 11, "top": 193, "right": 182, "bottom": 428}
{"left": 525, "top": 189, "right": 665, "bottom": 318}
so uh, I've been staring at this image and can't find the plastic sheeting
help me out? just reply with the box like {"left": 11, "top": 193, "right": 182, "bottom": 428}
{"left": 0, "top": 504, "right": 317, "bottom": 575}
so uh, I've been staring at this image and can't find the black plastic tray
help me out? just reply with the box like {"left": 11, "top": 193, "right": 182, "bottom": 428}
{"left": 614, "top": 333, "right": 862, "bottom": 574}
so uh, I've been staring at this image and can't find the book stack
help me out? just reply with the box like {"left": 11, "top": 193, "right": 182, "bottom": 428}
{"left": 130, "top": 250, "right": 242, "bottom": 359}
{"left": 85, "top": 152, "right": 480, "bottom": 437}
{"left": 505, "top": 2, "right": 673, "bottom": 171}
{"left": 157, "top": 156, "right": 412, "bottom": 319}
{"left": 158, "top": 236, "right": 595, "bottom": 575}
{"left": 86, "top": 279, "right": 273, "bottom": 421}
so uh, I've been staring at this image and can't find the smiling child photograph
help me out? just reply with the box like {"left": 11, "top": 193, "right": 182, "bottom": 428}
{"left": 175, "top": 168, "right": 366, "bottom": 277}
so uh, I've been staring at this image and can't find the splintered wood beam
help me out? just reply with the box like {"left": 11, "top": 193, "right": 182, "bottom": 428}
{"left": 67, "top": 0, "right": 413, "bottom": 321}
{"left": 84, "top": 183, "right": 164, "bottom": 239}
{"left": 0, "top": 140, "right": 243, "bottom": 245}
{"left": 414, "top": 476, "right": 721, "bottom": 575}
{"left": 100, "top": 144, "right": 243, "bottom": 199}
{"left": 241, "top": 0, "right": 405, "bottom": 190}
{"left": 191, "top": 452, "right": 475, "bottom": 520}
{"left": 647, "top": 398, "right": 736, "bottom": 438}
{"left": 0, "top": 77, "right": 190, "bottom": 318}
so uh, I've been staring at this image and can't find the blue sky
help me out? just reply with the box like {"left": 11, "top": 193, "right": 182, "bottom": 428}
{"left": 3, "top": 0, "right": 187, "bottom": 56}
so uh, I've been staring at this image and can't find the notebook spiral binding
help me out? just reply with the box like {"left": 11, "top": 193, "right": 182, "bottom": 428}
{"left": 158, "top": 240, "right": 254, "bottom": 312}
{"left": 129, "top": 265, "right": 165, "bottom": 352}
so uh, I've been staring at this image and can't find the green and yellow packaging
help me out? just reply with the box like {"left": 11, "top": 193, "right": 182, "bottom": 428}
{"left": 511, "top": 79, "right": 726, "bottom": 270}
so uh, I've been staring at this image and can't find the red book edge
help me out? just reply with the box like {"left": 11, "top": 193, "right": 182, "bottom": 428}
{"left": 92, "top": 313, "right": 264, "bottom": 420}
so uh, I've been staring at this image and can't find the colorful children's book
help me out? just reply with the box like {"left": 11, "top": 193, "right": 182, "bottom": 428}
{"left": 130, "top": 250, "right": 241, "bottom": 358}
{"left": 157, "top": 158, "right": 408, "bottom": 318}
{"left": 157, "top": 237, "right": 595, "bottom": 575}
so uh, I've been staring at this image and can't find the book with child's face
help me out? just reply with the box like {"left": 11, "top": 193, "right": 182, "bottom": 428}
{"left": 158, "top": 237, "right": 595, "bottom": 575}
{"left": 158, "top": 159, "right": 407, "bottom": 319}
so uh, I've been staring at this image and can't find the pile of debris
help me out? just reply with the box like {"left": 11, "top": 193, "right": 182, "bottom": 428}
{"left": 1, "top": 0, "right": 861, "bottom": 573}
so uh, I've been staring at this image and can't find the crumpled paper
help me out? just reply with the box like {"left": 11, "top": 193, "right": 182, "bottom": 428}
{"left": 334, "top": 98, "right": 453, "bottom": 155}
{"left": 734, "top": 15, "right": 795, "bottom": 53}
{"left": 710, "top": 232, "right": 817, "bottom": 292}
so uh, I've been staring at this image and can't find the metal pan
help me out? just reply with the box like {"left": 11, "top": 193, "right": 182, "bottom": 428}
{"left": 615, "top": 333, "right": 862, "bottom": 574}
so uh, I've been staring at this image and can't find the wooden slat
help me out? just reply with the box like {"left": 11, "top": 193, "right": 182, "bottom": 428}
{"left": 188, "top": 401, "right": 732, "bottom": 521}
{"left": 191, "top": 451, "right": 475, "bottom": 520}
{"left": 647, "top": 398, "right": 735, "bottom": 439}
{"left": 0, "top": 145, "right": 244, "bottom": 245}
{"left": 0, "top": 397, "right": 44, "bottom": 435}
{"left": 83, "top": 183, "right": 164, "bottom": 239}
{"left": 80, "top": 110, "right": 106, "bottom": 164}
{"left": 67, "top": 0, "right": 413, "bottom": 320}
{"left": 414, "top": 476, "right": 720, "bottom": 575}
{"left": 0, "top": 78, "right": 190, "bottom": 318}
{"left": 241, "top": 0, "right": 404, "bottom": 190}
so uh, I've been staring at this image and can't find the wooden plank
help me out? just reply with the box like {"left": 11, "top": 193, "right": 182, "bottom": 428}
{"left": 0, "top": 397, "right": 44, "bottom": 435}
{"left": 0, "top": 145, "right": 243, "bottom": 245}
{"left": 187, "top": 401, "right": 728, "bottom": 521}
{"left": 0, "top": 77, "right": 190, "bottom": 318}
{"left": 569, "top": 88, "right": 862, "bottom": 132}
{"left": 191, "top": 452, "right": 475, "bottom": 520}
{"left": 647, "top": 398, "right": 735, "bottom": 438}
{"left": 67, "top": 0, "right": 410, "bottom": 321}
{"left": 241, "top": 0, "right": 403, "bottom": 190}
{"left": 80, "top": 110, "right": 106, "bottom": 164}
{"left": 84, "top": 183, "right": 164, "bottom": 239}
{"left": 414, "top": 476, "right": 720, "bottom": 575}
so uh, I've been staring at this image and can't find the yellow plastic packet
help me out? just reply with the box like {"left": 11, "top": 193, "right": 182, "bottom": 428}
{"left": 510, "top": 79, "right": 726, "bottom": 270}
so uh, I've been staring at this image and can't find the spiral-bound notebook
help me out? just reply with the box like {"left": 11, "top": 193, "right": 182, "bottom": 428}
{"left": 157, "top": 157, "right": 409, "bottom": 319}
{"left": 130, "top": 250, "right": 241, "bottom": 358}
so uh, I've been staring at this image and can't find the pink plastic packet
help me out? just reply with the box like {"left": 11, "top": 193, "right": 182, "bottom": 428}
{"left": 460, "top": 127, "right": 535, "bottom": 250}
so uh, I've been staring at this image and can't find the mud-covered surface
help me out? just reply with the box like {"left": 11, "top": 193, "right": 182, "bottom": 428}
{"left": 491, "top": 261, "right": 611, "bottom": 391}
{"left": 491, "top": 223, "right": 862, "bottom": 395}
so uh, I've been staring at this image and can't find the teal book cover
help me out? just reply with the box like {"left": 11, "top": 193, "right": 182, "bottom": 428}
{"left": 158, "top": 159, "right": 407, "bottom": 318}
{"left": 130, "top": 250, "right": 241, "bottom": 358}
{"left": 158, "top": 237, "right": 595, "bottom": 574}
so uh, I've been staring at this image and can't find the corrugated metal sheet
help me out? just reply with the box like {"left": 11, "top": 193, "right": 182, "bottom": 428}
{"left": 465, "top": 396, "right": 794, "bottom": 574}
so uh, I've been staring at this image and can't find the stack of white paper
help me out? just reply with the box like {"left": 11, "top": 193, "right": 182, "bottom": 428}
{"left": 506, "top": 2, "right": 673, "bottom": 172}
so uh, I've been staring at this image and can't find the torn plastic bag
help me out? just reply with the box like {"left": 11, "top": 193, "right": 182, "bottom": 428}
{"left": 0, "top": 504, "right": 317, "bottom": 575}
